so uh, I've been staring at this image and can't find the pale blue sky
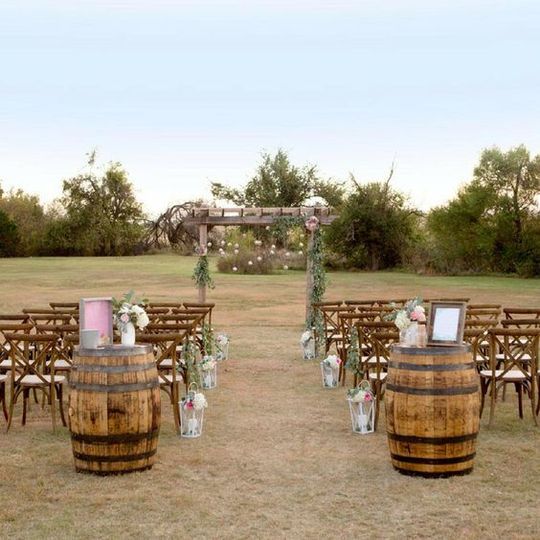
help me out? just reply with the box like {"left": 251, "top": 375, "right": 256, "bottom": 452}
{"left": 1, "top": 0, "right": 539, "bottom": 216}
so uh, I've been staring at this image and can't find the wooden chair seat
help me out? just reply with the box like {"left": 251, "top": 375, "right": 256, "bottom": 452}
{"left": 46, "top": 359, "right": 72, "bottom": 371}
{"left": 160, "top": 373, "right": 184, "bottom": 384}
{"left": 160, "top": 358, "right": 173, "bottom": 369}
{"left": 369, "top": 372, "right": 387, "bottom": 382}
{"left": 19, "top": 374, "right": 66, "bottom": 386}
{"left": 366, "top": 357, "right": 388, "bottom": 365}
{"left": 480, "top": 369, "right": 527, "bottom": 382}
{"left": 496, "top": 353, "right": 532, "bottom": 362}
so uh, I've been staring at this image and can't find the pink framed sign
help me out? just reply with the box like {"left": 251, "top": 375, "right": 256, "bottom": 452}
{"left": 79, "top": 297, "right": 113, "bottom": 346}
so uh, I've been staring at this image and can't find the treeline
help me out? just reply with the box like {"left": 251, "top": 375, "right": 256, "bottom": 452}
{"left": 0, "top": 146, "right": 538, "bottom": 277}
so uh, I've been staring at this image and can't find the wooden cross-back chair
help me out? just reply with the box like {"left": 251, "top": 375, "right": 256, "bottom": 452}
{"left": 362, "top": 329, "right": 400, "bottom": 429}
{"left": 337, "top": 312, "right": 388, "bottom": 383}
{"left": 24, "top": 310, "right": 76, "bottom": 326}
{"left": 480, "top": 328, "right": 539, "bottom": 427}
{"left": 463, "top": 328, "right": 491, "bottom": 371}
{"left": 353, "top": 321, "right": 396, "bottom": 384}
{"left": 318, "top": 306, "right": 355, "bottom": 354}
{"left": 4, "top": 332, "right": 67, "bottom": 431}
{"left": 140, "top": 331, "right": 191, "bottom": 433}
{"left": 313, "top": 300, "right": 343, "bottom": 310}
{"left": 503, "top": 307, "right": 540, "bottom": 321}
{"left": 144, "top": 307, "right": 170, "bottom": 323}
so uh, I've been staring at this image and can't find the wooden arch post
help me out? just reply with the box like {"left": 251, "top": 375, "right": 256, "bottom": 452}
{"left": 198, "top": 223, "right": 208, "bottom": 302}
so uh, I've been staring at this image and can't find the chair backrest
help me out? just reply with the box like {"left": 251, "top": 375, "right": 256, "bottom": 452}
{"left": 468, "top": 304, "right": 502, "bottom": 310}
{"left": 147, "top": 302, "right": 183, "bottom": 310}
{"left": 464, "top": 318, "right": 498, "bottom": 331}
{"left": 466, "top": 307, "right": 502, "bottom": 321}
{"left": 0, "top": 323, "right": 33, "bottom": 361}
{"left": 503, "top": 307, "right": 540, "bottom": 320}
{"left": 425, "top": 297, "right": 470, "bottom": 303}
{"left": 313, "top": 300, "right": 343, "bottom": 308}
{"left": 487, "top": 328, "right": 540, "bottom": 379}
{"left": 30, "top": 314, "right": 74, "bottom": 328}
{"left": 343, "top": 300, "right": 377, "bottom": 308}
{"left": 0, "top": 314, "right": 30, "bottom": 323}
{"left": 463, "top": 328, "right": 490, "bottom": 368}
{"left": 4, "top": 333, "right": 60, "bottom": 385}
{"left": 49, "top": 302, "right": 79, "bottom": 310}
{"left": 366, "top": 330, "right": 400, "bottom": 374}
{"left": 501, "top": 319, "right": 540, "bottom": 329}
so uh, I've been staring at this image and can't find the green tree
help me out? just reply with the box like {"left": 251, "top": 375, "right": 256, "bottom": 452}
{"left": 0, "top": 188, "right": 48, "bottom": 256}
{"left": 473, "top": 145, "right": 539, "bottom": 249}
{"left": 427, "top": 145, "right": 540, "bottom": 275}
{"left": 326, "top": 173, "right": 420, "bottom": 270}
{"left": 0, "top": 208, "right": 20, "bottom": 257}
{"left": 211, "top": 149, "right": 345, "bottom": 208}
{"left": 54, "top": 157, "right": 146, "bottom": 256}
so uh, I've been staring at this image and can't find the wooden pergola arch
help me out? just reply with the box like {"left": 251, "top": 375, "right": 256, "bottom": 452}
{"left": 183, "top": 207, "right": 338, "bottom": 316}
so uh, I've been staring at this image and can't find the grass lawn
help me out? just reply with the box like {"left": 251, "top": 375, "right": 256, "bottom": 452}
{"left": 0, "top": 255, "right": 539, "bottom": 539}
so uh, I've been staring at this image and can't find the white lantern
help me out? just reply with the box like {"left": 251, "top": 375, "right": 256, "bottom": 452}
{"left": 320, "top": 356, "right": 340, "bottom": 388}
{"left": 179, "top": 384, "right": 207, "bottom": 438}
{"left": 215, "top": 335, "right": 230, "bottom": 361}
{"left": 300, "top": 329, "right": 315, "bottom": 360}
{"left": 199, "top": 356, "right": 217, "bottom": 389}
{"left": 347, "top": 382, "right": 376, "bottom": 434}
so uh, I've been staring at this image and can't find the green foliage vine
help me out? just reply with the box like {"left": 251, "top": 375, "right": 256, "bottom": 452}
{"left": 192, "top": 255, "right": 215, "bottom": 290}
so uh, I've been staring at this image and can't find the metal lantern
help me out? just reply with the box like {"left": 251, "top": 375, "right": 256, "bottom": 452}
{"left": 320, "top": 359, "right": 340, "bottom": 388}
{"left": 347, "top": 381, "right": 376, "bottom": 434}
{"left": 179, "top": 383, "right": 207, "bottom": 438}
{"left": 215, "top": 336, "right": 229, "bottom": 361}
{"left": 300, "top": 329, "right": 316, "bottom": 360}
{"left": 199, "top": 356, "right": 217, "bottom": 389}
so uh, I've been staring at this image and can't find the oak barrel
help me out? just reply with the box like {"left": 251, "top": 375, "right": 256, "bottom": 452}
{"left": 68, "top": 345, "right": 161, "bottom": 475}
{"left": 385, "top": 345, "right": 480, "bottom": 478}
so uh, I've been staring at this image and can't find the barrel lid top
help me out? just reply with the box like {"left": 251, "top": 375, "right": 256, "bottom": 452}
{"left": 391, "top": 344, "right": 471, "bottom": 355}
{"left": 74, "top": 344, "right": 153, "bottom": 357}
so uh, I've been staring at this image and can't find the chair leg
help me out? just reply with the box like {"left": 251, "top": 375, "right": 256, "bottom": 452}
{"left": 488, "top": 379, "right": 496, "bottom": 428}
{"left": 22, "top": 388, "right": 29, "bottom": 426}
{"left": 480, "top": 378, "right": 488, "bottom": 417}
{"left": 0, "top": 383, "right": 7, "bottom": 421}
{"left": 516, "top": 383, "right": 523, "bottom": 419}
{"left": 57, "top": 385, "right": 67, "bottom": 427}
{"left": 172, "top": 382, "right": 181, "bottom": 434}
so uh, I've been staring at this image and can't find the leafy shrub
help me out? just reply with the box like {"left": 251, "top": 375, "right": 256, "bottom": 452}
{"left": 217, "top": 251, "right": 274, "bottom": 274}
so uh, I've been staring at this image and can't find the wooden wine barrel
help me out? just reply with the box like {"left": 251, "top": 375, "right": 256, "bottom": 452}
{"left": 68, "top": 345, "right": 161, "bottom": 475}
{"left": 385, "top": 345, "right": 480, "bottom": 478}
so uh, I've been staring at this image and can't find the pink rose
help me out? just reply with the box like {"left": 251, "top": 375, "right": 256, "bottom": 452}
{"left": 364, "top": 393, "right": 372, "bottom": 402}
{"left": 305, "top": 216, "right": 319, "bottom": 232}
{"left": 120, "top": 313, "right": 130, "bottom": 323}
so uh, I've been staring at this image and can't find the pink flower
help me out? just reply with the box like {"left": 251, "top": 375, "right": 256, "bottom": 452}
{"left": 364, "top": 393, "right": 372, "bottom": 402}
{"left": 305, "top": 216, "right": 319, "bottom": 232}
{"left": 186, "top": 401, "right": 194, "bottom": 409}
{"left": 120, "top": 313, "right": 130, "bottom": 323}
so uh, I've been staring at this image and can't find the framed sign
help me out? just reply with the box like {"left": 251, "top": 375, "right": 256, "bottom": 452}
{"left": 427, "top": 301, "right": 466, "bottom": 346}
{"left": 79, "top": 297, "right": 113, "bottom": 347}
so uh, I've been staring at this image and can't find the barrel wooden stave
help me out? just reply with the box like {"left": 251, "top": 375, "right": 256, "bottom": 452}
{"left": 68, "top": 346, "right": 161, "bottom": 475}
{"left": 386, "top": 346, "right": 480, "bottom": 477}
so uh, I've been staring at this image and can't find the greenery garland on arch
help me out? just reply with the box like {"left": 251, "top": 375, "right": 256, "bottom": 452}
{"left": 192, "top": 254, "right": 215, "bottom": 290}
{"left": 272, "top": 215, "right": 327, "bottom": 348}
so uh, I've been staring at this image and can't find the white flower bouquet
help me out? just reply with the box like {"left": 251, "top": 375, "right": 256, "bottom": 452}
{"left": 112, "top": 290, "right": 150, "bottom": 330}
{"left": 347, "top": 381, "right": 376, "bottom": 434}
{"left": 199, "top": 355, "right": 217, "bottom": 389}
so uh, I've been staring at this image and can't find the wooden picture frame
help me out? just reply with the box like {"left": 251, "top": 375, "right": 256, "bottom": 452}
{"left": 79, "top": 297, "right": 113, "bottom": 347}
{"left": 427, "top": 301, "right": 466, "bottom": 347}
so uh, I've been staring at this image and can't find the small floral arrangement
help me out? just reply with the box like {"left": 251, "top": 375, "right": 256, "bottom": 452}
{"left": 180, "top": 389, "right": 207, "bottom": 411}
{"left": 112, "top": 290, "right": 150, "bottom": 330}
{"left": 199, "top": 355, "right": 216, "bottom": 372}
{"left": 386, "top": 297, "right": 426, "bottom": 330}
{"left": 216, "top": 334, "right": 229, "bottom": 347}
{"left": 322, "top": 354, "right": 341, "bottom": 370}
{"left": 347, "top": 382, "right": 374, "bottom": 403}
{"left": 215, "top": 333, "right": 230, "bottom": 361}
{"left": 305, "top": 216, "right": 320, "bottom": 232}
